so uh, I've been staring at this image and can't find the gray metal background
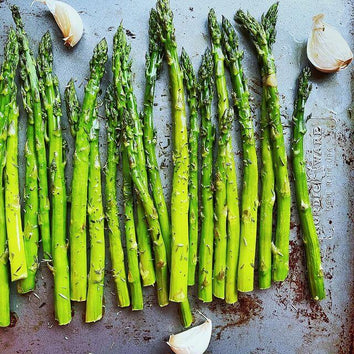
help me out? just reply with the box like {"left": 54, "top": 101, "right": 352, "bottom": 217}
{"left": 0, "top": 0, "right": 353, "bottom": 353}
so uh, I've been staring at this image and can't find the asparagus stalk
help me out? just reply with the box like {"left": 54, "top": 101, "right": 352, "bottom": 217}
{"left": 11, "top": 6, "right": 51, "bottom": 260}
{"left": 113, "top": 26, "right": 168, "bottom": 307}
{"left": 144, "top": 12, "right": 192, "bottom": 324}
{"left": 256, "top": 8, "right": 278, "bottom": 284}
{"left": 122, "top": 149, "right": 144, "bottom": 311}
{"left": 142, "top": 9, "right": 169, "bottom": 273}
{"left": 17, "top": 59, "right": 39, "bottom": 294}
{"left": 0, "top": 136, "right": 8, "bottom": 325}
{"left": 0, "top": 29, "right": 18, "bottom": 324}
{"left": 208, "top": 9, "right": 240, "bottom": 302}
{"left": 222, "top": 17, "right": 259, "bottom": 293}
{"left": 69, "top": 38, "right": 108, "bottom": 301}
{"left": 0, "top": 27, "right": 27, "bottom": 283}
{"left": 0, "top": 182, "right": 9, "bottom": 327}
{"left": 0, "top": 74, "right": 8, "bottom": 318}
{"left": 104, "top": 86, "right": 130, "bottom": 307}
{"left": 198, "top": 49, "right": 215, "bottom": 303}
{"left": 36, "top": 32, "right": 71, "bottom": 324}
{"left": 258, "top": 89, "right": 275, "bottom": 289}
{"left": 156, "top": 0, "right": 189, "bottom": 304}
{"left": 135, "top": 201, "right": 155, "bottom": 286}
{"left": 113, "top": 25, "right": 156, "bottom": 288}
{"left": 236, "top": 3, "right": 291, "bottom": 282}
{"left": 5, "top": 81, "right": 25, "bottom": 282}
{"left": 213, "top": 111, "right": 228, "bottom": 300}
{"left": 86, "top": 109, "right": 105, "bottom": 323}
{"left": 122, "top": 109, "right": 169, "bottom": 307}
{"left": 180, "top": 48, "right": 199, "bottom": 286}
{"left": 292, "top": 68, "right": 325, "bottom": 300}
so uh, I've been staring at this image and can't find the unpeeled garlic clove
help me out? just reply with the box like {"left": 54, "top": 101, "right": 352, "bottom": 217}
{"left": 167, "top": 317, "right": 212, "bottom": 354}
{"left": 36, "top": 0, "right": 83, "bottom": 47}
{"left": 307, "top": 14, "right": 353, "bottom": 73}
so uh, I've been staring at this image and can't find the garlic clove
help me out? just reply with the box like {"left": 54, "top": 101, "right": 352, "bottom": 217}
{"left": 167, "top": 317, "right": 212, "bottom": 354}
{"left": 307, "top": 14, "right": 353, "bottom": 73}
{"left": 36, "top": 0, "right": 83, "bottom": 47}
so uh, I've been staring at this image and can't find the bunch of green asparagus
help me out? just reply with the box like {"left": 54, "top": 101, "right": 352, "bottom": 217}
{"left": 0, "top": 1, "right": 326, "bottom": 329}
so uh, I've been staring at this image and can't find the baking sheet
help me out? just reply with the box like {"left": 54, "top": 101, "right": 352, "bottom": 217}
{"left": 0, "top": 0, "right": 353, "bottom": 353}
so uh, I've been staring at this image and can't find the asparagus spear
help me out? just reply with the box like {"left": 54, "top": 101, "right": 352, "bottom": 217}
{"left": 86, "top": 109, "right": 105, "bottom": 323}
{"left": 236, "top": 3, "right": 291, "bottom": 282}
{"left": 156, "top": 0, "right": 189, "bottom": 304}
{"left": 208, "top": 9, "right": 240, "bottom": 302}
{"left": 1, "top": 28, "right": 27, "bottom": 283}
{"left": 5, "top": 54, "right": 25, "bottom": 284}
{"left": 144, "top": 10, "right": 192, "bottom": 326}
{"left": 257, "top": 89, "right": 275, "bottom": 289}
{"left": 122, "top": 109, "right": 169, "bottom": 307}
{"left": 122, "top": 149, "right": 144, "bottom": 311}
{"left": 17, "top": 59, "right": 39, "bottom": 294}
{"left": 258, "top": 2, "right": 278, "bottom": 290}
{"left": 0, "top": 102, "right": 8, "bottom": 324}
{"left": 213, "top": 111, "right": 228, "bottom": 300}
{"left": 113, "top": 26, "right": 168, "bottom": 307}
{"left": 180, "top": 48, "right": 199, "bottom": 286}
{"left": 0, "top": 182, "right": 9, "bottom": 327}
{"left": 0, "top": 29, "right": 19, "bottom": 324}
{"left": 11, "top": 6, "right": 51, "bottom": 260}
{"left": 69, "top": 38, "right": 108, "bottom": 301}
{"left": 197, "top": 49, "right": 215, "bottom": 303}
{"left": 292, "top": 68, "right": 325, "bottom": 300}
{"left": 143, "top": 9, "right": 169, "bottom": 270}
{"left": 113, "top": 25, "right": 156, "bottom": 288}
{"left": 104, "top": 86, "right": 130, "bottom": 307}
{"left": 36, "top": 32, "right": 71, "bottom": 324}
{"left": 222, "top": 17, "right": 259, "bottom": 292}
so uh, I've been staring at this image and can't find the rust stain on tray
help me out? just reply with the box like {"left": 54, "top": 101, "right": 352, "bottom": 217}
{"left": 209, "top": 295, "right": 263, "bottom": 340}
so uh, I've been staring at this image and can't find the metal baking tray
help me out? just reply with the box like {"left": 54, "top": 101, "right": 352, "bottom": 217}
{"left": 0, "top": 0, "right": 352, "bottom": 352}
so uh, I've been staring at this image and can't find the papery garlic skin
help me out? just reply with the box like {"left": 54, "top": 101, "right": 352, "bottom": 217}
{"left": 167, "top": 318, "right": 212, "bottom": 354}
{"left": 36, "top": 0, "right": 83, "bottom": 47}
{"left": 307, "top": 14, "right": 353, "bottom": 73}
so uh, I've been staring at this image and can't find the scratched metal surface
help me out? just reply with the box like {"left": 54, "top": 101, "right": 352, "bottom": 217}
{"left": 0, "top": 0, "right": 353, "bottom": 353}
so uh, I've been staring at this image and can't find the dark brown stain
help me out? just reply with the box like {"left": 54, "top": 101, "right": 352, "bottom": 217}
{"left": 9, "top": 312, "right": 18, "bottom": 328}
{"left": 209, "top": 295, "right": 263, "bottom": 340}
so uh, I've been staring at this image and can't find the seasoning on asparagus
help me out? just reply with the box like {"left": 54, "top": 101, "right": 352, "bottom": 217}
{"left": 208, "top": 9, "right": 240, "bottom": 302}
{"left": 222, "top": 17, "right": 259, "bottom": 293}
{"left": 37, "top": 32, "right": 71, "bottom": 324}
{"left": 113, "top": 25, "right": 156, "bottom": 288}
{"left": 0, "top": 29, "right": 19, "bottom": 325}
{"left": 17, "top": 59, "right": 39, "bottom": 294}
{"left": 122, "top": 146, "right": 144, "bottom": 311}
{"left": 86, "top": 109, "right": 105, "bottom": 323}
{"left": 114, "top": 26, "right": 168, "bottom": 307}
{"left": 12, "top": 6, "right": 51, "bottom": 260}
{"left": 143, "top": 9, "right": 170, "bottom": 266}
{"left": 213, "top": 110, "right": 228, "bottom": 300}
{"left": 292, "top": 67, "right": 325, "bottom": 300}
{"left": 156, "top": 0, "right": 189, "bottom": 304}
{"left": 258, "top": 89, "right": 275, "bottom": 289}
{"left": 180, "top": 48, "right": 199, "bottom": 286}
{"left": 122, "top": 109, "right": 169, "bottom": 307}
{"left": 1, "top": 28, "right": 27, "bottom": 283}
{"left": 104, "top": 86, "right": 130, "bottom": 307}
{"left": 68, "top": 38, "right": 108, "bottom": 301}
{"left": 236, "top": 3, "right": 291, "bottom": 281}
{"left": 197, "top": 49, "right": 215, "bottom": 303}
